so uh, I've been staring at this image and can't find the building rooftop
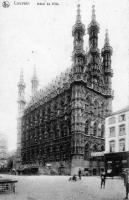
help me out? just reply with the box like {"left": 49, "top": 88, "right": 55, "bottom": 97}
{"left": 107, "top": 106, "right": 129, "bottom": 118}
{"left": 26, "top": 67, "right": 72, "bottom": 110}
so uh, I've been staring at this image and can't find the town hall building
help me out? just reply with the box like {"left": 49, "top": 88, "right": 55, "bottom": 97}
{"left": 17, "top": 5, "right": 113, "bottom": 175}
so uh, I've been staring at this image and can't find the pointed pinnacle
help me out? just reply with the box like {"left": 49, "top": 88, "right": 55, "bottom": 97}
{"left": 18, "top": 68, "right": 25, "bottom": 87}
{"left": 32, "top": 66, "right": 39, "bottom": 84}
{"left": 76, "top": 4, "right": 81, "bottom": 23}
{"left": 20, "top": 68, "right": 24, "bottom": 82}
{"left": 92, "top": 5, "right": 96, "bottom": 21}
{"left": 105, "top": 29, "right": 110, "bottom": 45}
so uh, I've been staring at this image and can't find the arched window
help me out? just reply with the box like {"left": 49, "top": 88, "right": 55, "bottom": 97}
{"left": 109, "top": 140, "right": 115, "bottom": 152}
{"left": 98, "top": 103, "right": 101, "bottom": 116}
{"left": 85, "top": 120, "right": 90, "bottom": 135}
{"left": 60, "top": 145, "right": 63, "bottom": 160}
{"left": 101, "top": 102, "right": 105, "bottom": 116}
{"left": 101, "top": 124, "right": 105, "bottom": 138}
{"left": 84, "top": 143, "right": 90, "bottom": 160}
{"left": 93, "top": 144, "right": 98, "bottom": 152}
{"left": 101, "top": 145, "right": 105, "bottom": 151}
{"left": 94, "top": 100, "right": 98, "bottom": 116}
{"left": 85, "top": 96, "right": 90, "bottom": 112}
{"left": 93, "top": 122, "right": 98, "bottom": 136}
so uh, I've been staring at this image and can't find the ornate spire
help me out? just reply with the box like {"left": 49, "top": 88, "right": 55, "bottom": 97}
{"left": 76, "top": 4, "right": 81, "bottom": 23}
{"left": 72, "top": 4, "right": 85, "bottom": 36}
{"left": 92, "top": 5, "right": 96, "bottom": 22}
{"left": 17, "top": 69, "right": 26, "bottom": 114}
{"left": 101, "top": 29, "right": 112, "bottom": 56}
{"left": 87, "top": 5, "right": 100, "bottom": 50}
{"left": 104, "top": 29, "right": 110, "bottom": 46}
{"left": 87, "top": 5, "right": 99, "bottom": 34}
{"left": 18, "top": 69, "right": 25, "bottom": 87}
{"left": 17, "top": 69, "right": 26, "bottom": 163}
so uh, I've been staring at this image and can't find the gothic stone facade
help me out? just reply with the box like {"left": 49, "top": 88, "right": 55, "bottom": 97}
{"left": 20, "top": 5, "right": 113, "bottom": 175}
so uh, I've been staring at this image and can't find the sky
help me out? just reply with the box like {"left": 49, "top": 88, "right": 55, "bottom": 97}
{"left": 0, "top": 0, "right": 129, "bottom": 151}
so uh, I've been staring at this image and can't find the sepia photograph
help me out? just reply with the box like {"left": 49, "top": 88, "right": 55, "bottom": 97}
{"left": 0, "top": 0, "right": 129, "bottom": 199}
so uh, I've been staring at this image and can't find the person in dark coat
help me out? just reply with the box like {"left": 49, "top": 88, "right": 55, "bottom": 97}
{"left": 124, "top": 171, "right": 129, "bottom": 199}
{"left": 78, "top": 168, "right": 81, "bottom": 180}
{"left": 101, "top": 172, "right": 106, "bottom": 188}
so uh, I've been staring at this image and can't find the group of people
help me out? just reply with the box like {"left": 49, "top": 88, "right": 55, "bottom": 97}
{"left": 69, "top": 168, "right": 129, "bottom": 199}
{"left": 69, "top": 168, "right": 82, "bottom": 181}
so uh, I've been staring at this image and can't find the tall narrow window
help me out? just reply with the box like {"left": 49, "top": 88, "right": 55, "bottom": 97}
{"left": 109, "top": 126, "right": 115, "bottom": 137}
{"left": 84, "top": 143, "right": 89, "bottom": 160}
{"left": 119, "top": 124, "right": 126, "bottom": 136}
{"left": 94, "top": 100, "right": 99, "bottom": 116}
{"left": 119, "top": 139, "right": 125, "bottom": 152}
{"left": 118, "top": 114, "right": 126, "bottom": 122}
{"left": 101, "top": 124, "right": 105, "bottom": 138}
{"left": 93, "top": 144, "right": 98, "bottom": 152}
{"left": 93, "top": 122, "right": 97, "bottom": 136}
{"left": 109, "top": 141, "right": 115, "bottom": 152}
{"left": 85, "top": 96, "right": 90, "bottom": 113}
{"left": 85, "top": 120, "right": 90, "bottom": 135}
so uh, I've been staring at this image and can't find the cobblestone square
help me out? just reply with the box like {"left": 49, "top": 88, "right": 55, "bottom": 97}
{"left": 0, "top": 175, "right": 126, "bottom": 200}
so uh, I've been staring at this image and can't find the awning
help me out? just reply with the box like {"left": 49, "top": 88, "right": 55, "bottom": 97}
{"left": 46, "top": 163, "right": 52, "bottom": 167}
{"left": 91, "top": 151, "right": 105, "bottom": 157}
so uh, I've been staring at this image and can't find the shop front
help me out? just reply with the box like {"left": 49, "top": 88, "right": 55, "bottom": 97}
{"left": 105, "top": 151, "right": 129, "bottom": 176}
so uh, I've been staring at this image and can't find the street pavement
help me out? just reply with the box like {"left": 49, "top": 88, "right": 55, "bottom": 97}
{"left": 0, "top": 175, "right": 126, "bottom": 200}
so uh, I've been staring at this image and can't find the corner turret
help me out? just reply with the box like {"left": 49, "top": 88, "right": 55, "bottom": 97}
{"left": 101, "top": 29, "right": 113, "bottom": 114}
{"left": 17, "top": 69, "right": 26, "bottom": 114}
{"left": 101, "top": 29, "right": 113, "bottom": 85}
{"left": 17, "top": 69, "right": 26, "bottom": 166}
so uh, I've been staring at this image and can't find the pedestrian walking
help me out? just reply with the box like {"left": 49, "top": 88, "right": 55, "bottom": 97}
{"left": 78, "top": 168, "right": 81, "bottom": 180}
{"left": 123, "top": 171, "right": 129, "bottom": 199}
{"left": 101, "top": 172, "right": 106, "bottom": 189}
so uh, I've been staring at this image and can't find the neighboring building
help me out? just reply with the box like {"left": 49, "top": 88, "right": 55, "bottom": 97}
{"left": 105, "top": 106, "right": 129, "bottom": 175}
{"left": 19, "top": 5, "right": 113, "bottom": 175}
{"left": 0, "top": 134, "right": 8, "bottom": 168}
